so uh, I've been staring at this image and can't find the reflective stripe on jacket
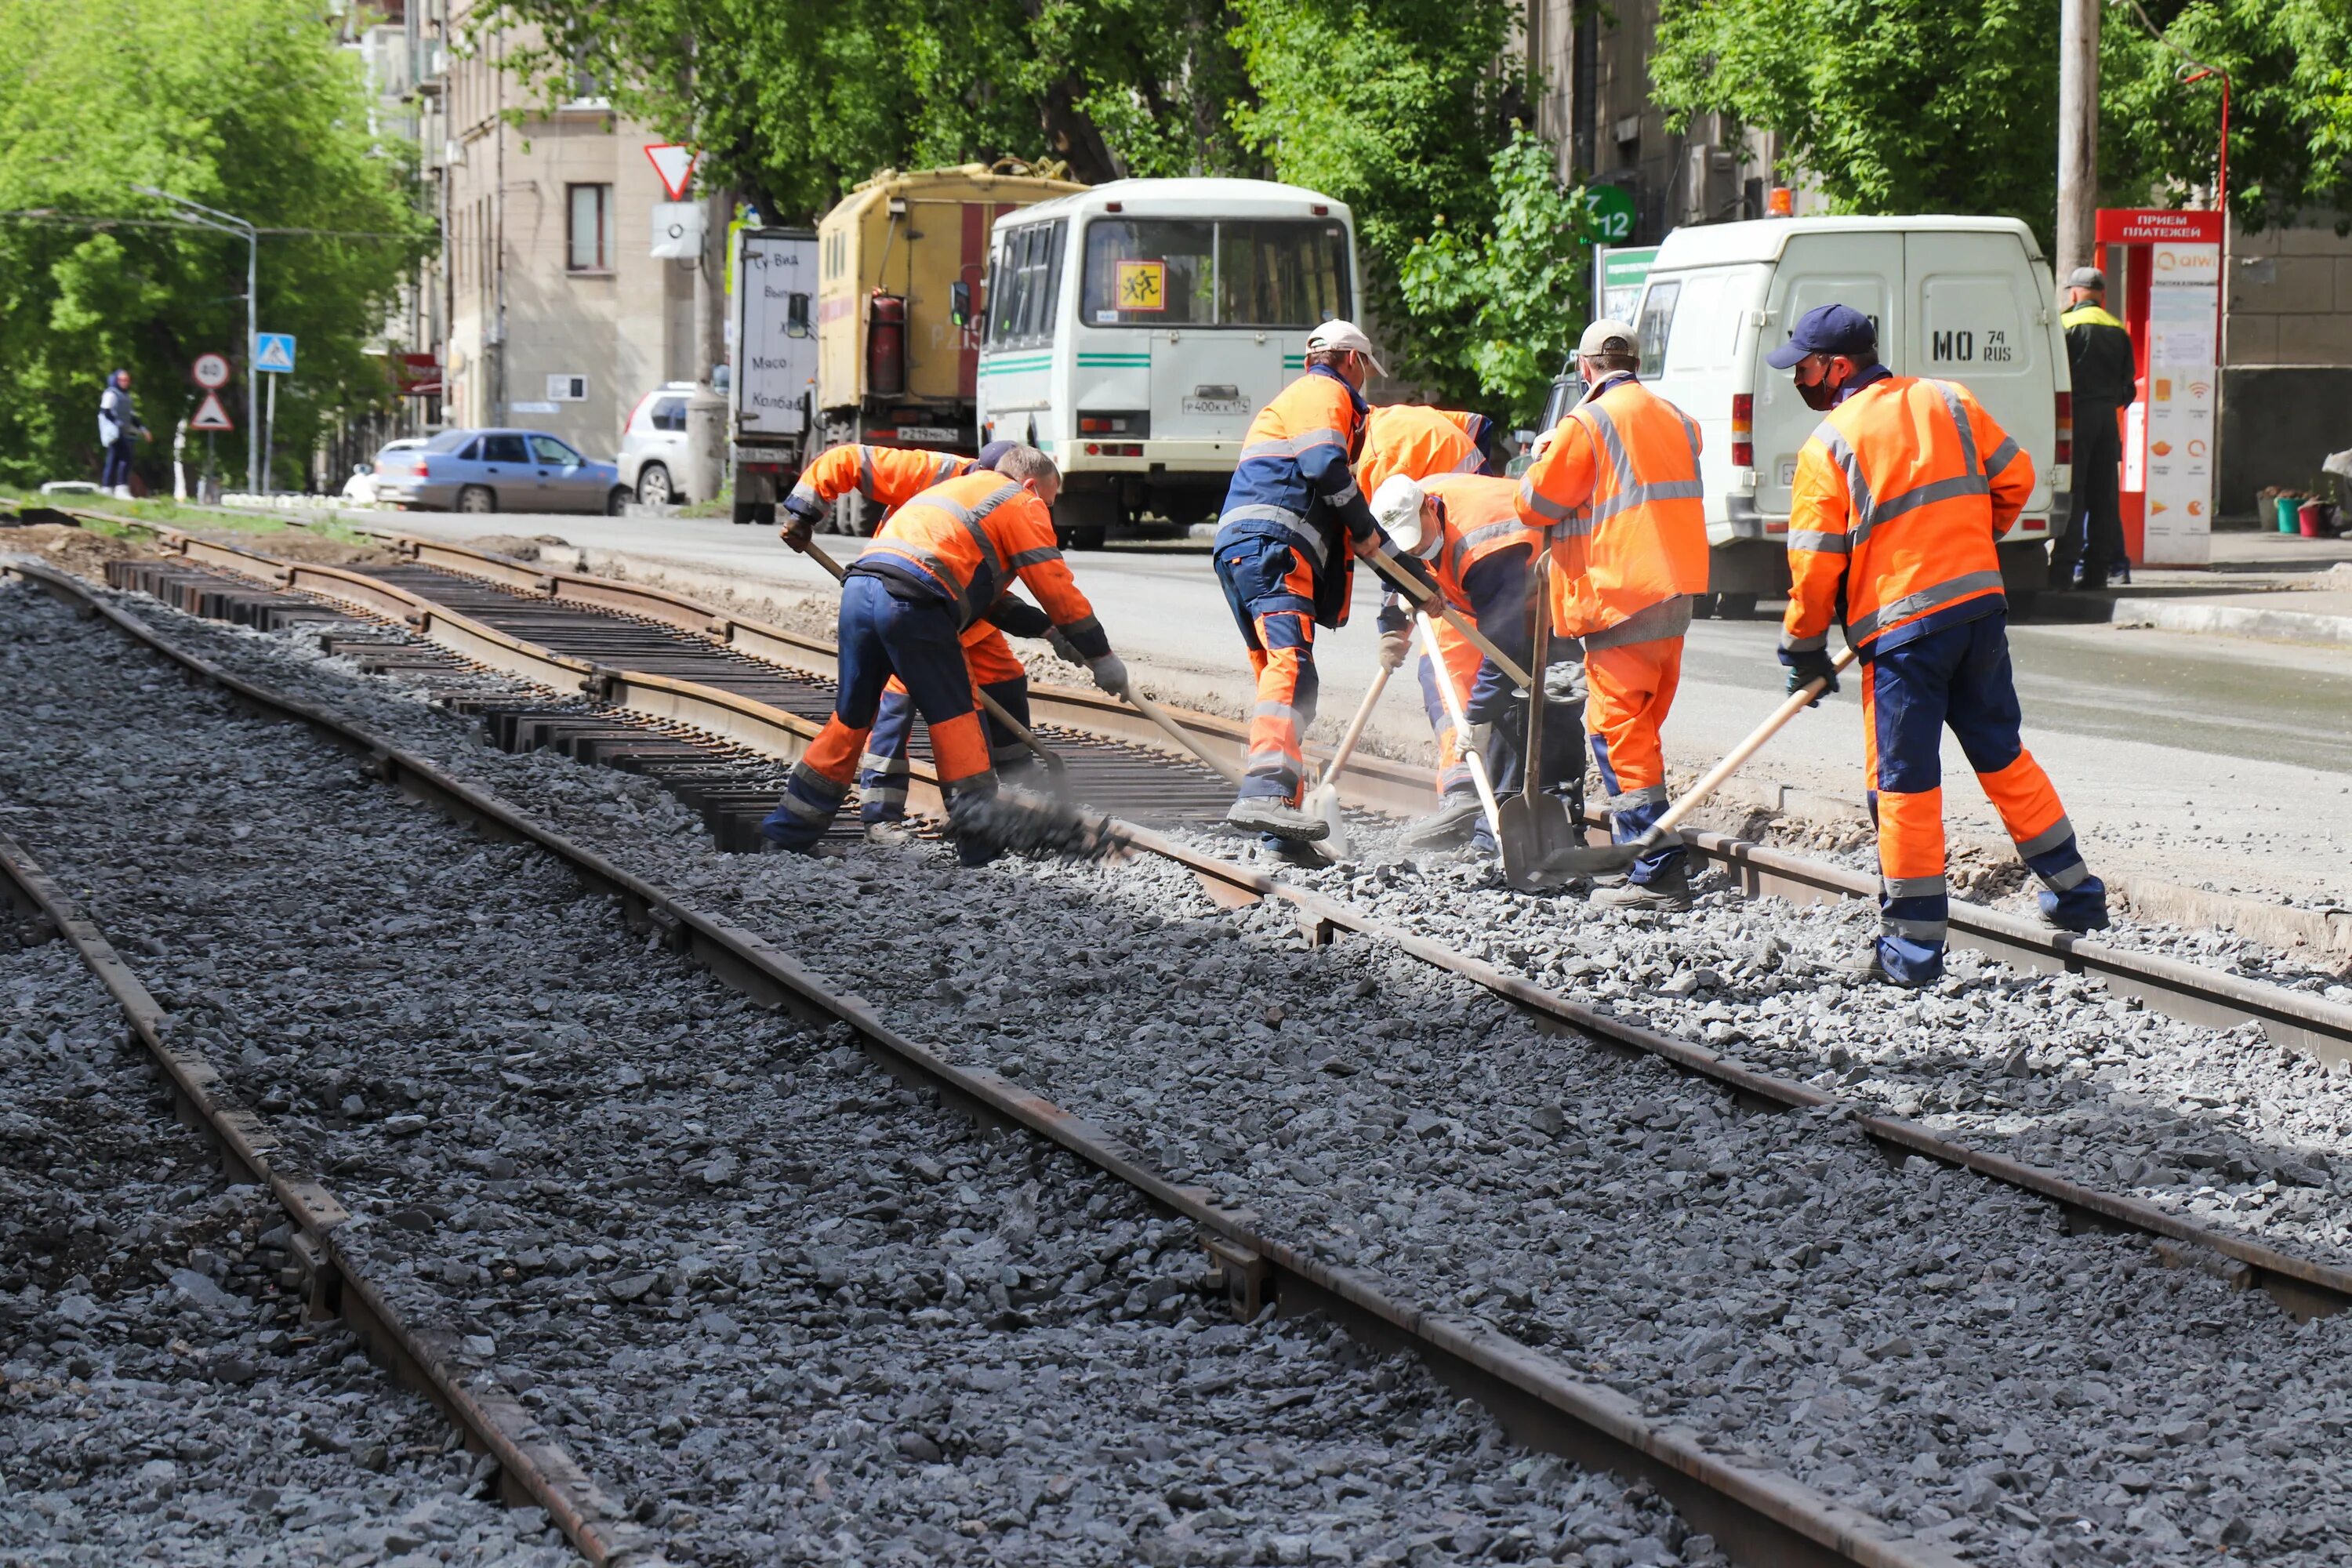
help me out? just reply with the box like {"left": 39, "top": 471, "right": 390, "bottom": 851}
{"left": 788, "top": 443, "right": 975, "bottom": 516}
{"left": 1781, "top": 376, "right": 2034, "bottom": 655}
{"left": 1214, "top": 366, "right": 1378, "bottom": 628}
{"left": 1515, "top": 376, "right": 1709, "bottom": 641}
{"left": 852, "top": 472, "right": 1109, "bottom": 659}
{"left": 1356, "top": 405, "right": 1494, "bottom": 497}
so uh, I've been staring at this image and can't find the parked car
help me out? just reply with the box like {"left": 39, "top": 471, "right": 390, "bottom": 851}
{"left": 619, "top": 382, "right": 694, "bottom": 505}
{"left": 372, "top": 428, "right": 626, "bottom": 515}
{"left": 340, "top": 437, "right": 426, "bottom": 503}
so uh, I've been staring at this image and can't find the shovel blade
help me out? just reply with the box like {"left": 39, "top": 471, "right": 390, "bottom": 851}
{"left": 1495, "top": 793, "right": 1592, "bottom": 891}
{"left": 1304, "top": 784, "right": 1351, "bottom": 862}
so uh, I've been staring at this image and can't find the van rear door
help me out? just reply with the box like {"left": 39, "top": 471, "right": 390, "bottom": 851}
{"left": 1905, "top": 230, "right": 2055, "bottom": 525}
{"left": 1754, "top": 231, "right": 1903, "bottom": 519}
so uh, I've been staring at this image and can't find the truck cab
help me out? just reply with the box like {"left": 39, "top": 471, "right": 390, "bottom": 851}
{"left": 976, "top": 179, "right": 1360, "bottom": 549}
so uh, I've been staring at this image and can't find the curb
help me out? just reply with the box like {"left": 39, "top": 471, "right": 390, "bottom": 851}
{"left": 2106, "top": 595, "right": 2352, "bottom": 648}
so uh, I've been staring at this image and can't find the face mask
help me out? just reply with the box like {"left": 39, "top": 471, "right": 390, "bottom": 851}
{"left": 1796, "top": 372, "right": 1842, "bottom": 412}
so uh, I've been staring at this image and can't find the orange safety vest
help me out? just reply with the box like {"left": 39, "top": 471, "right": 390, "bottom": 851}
{"left": 1356, "top": 405, "right": 1490, "bottom": 497}
{"left": 1781, "top": 376, "right": 2034, "bottom": 655}
{"left": 1515, "top": 376, "right": 1709, "bottom": 641}
{"left": 1421, "top": 474, "right": 1541, "bottom": 614}
{"left": 789, "top": 443, "right": 975, "bottom": 515}
{"left": 862, "top": 471, "right": 1103, "bottom": 642}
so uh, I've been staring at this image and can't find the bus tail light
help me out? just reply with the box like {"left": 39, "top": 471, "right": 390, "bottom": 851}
{"left": 1731, "top": 394, "right": 1754, "bottom": 468}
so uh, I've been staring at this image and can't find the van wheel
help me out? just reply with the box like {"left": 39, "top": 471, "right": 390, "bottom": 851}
{"left": 457, "top": 485, "right": 495, "bottom": 514}
{"left": 1713, "top": 593, "right": 1758, "bottom": 620}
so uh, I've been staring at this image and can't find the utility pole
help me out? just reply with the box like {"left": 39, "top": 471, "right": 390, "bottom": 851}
{"left": 684, "top": 182, "right": 732, "bottom": 506}
{"left": 134, "top": 186, "right": 259, "bottom": 494}
{"left": 2056, "top": 0, "right": 2100, "bottom": 276}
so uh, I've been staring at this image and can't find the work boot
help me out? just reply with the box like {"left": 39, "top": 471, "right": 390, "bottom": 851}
{"left": 1589, "top": 860, "right": 1692, "bottom": 913}
{"left": 2037, "top": 891, "right": 2112, "bottom": 934}
{"left": 862, "top": 819, "right": 919, "bottom": 848}
{"left": 1401, "top": 791, "right": 1483, "bottom": 848}
{"left": 1225, "top": 796, "right": 1330, "bottom": 843}
{"left": 1842, "top": 946, "right": 1936, "bottom": 990}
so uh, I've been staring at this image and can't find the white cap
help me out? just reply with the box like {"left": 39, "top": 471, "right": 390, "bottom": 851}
{"left": 1372, "top": 475, "right": 1438, "bottom": 557}
{"left": 1577, "top": 318, "right": 1637, "bottom": 358}
{"left": 1305, "top": 319, "right": 1387, "bottom": 377}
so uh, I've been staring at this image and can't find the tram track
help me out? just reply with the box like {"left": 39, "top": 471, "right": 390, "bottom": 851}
{"left": 13, "top": 531, "right": 2352, "bottom": 1561}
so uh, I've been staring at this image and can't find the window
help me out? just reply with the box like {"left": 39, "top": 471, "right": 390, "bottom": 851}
{"left": 1635, "top": 280, "right": 1681, "bottom": 379}
{"left": 568, "top": 183, "right": 615, "bottom": 272}
{"left": 1082, "top": 220, "right": 1214, "bottom": 326}
{"left": 479, "top": 434, "right": 528, "bottom": 464}
{"left": 1217, "top": 222, "right": 1350, "bottom": 327}
{"left": 985, "top": 221, "right": 1068, "bottom": 347}
{"left": 650, "top": 396, "right": 688, "bottom": 433}
{"left": 1079, "top": 218, "right": 1351, "bottom": 329}
{"left": 786, "top": 293, "right": 811, "bottom": 336}
{"left": 530, "top": 434, "right": 581, "bottom": 466}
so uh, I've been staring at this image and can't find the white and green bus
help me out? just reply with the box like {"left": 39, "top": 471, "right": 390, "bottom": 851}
{"left": 975, "top": 178, "right": 1361, "bottom": 548}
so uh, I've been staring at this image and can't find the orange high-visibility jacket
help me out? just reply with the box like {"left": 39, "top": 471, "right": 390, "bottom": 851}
{"left": 1515, "top": 376, "right": 1709, "bottom": 641}
{"left": 788, "top": 443, "right": 975, "bottom": 517}
{"left": 1356, "top": 405, "right": 1493, "bottom": 498}
{"left": 853, "top": 472, "right": 1109, "bottom": 656}
{"left": 1781, "top": 376, "right": 2033, "bottom": 656}
{"left": 1421, "top": 474, "right": 1541, "bottom": 614}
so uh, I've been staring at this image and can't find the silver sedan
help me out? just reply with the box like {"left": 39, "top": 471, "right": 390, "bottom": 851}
{"left": 374, "top": 428, "right": 627, "bottom": 514}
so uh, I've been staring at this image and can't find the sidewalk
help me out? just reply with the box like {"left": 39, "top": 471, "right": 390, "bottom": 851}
{"left": 2034, "top": 528, "right": 2352, "bottom": 647}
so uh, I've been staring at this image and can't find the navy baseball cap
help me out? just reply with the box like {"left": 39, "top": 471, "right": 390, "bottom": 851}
{"left": 1765, "top": 303, "right": 1878, "bottom": 369}
{"left": 976, "top": 438, "right": 1018, "bottom": 470}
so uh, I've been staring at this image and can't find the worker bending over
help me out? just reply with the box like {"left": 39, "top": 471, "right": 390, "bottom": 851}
{"left": 1515, "top": 319, "right": 1710, "bottom": 911}
{"left": 1210, "top": 319, "right": 1390, "bottom": 843}
{"left": 763, "top": 448, "right": 1127, "bottom": 862}
{"left": 782, "top": 440, "right": 1056, "bottom": 832}
{"left": 1356, "top": 404, "right": 1500, "bottom": 499}
{"left": 1769, "top": 303, "right": 2108, "bottom": 988}
{"left": 1370, "top": 474, "right": 1577, "bottom": 851}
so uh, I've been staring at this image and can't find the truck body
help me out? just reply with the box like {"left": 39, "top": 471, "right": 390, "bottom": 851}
{"left": 1537, "top": 216, "right": 2069, "bottom": 614}
{"left": 729, "top": 226, "right": 819, "bottom": 526}
{"left": 975, "top": 178, "right": 1360, "bottom": 549}
{"left": 814, "top": 163, "right": 1083, "bottom": 532}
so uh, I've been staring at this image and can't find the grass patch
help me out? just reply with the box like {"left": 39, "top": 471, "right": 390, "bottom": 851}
{"left": 2, "top": 492, "right": 375, "bottom": 548}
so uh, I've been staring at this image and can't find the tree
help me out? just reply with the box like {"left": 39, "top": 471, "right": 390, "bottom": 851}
{"left": 0, "top": 0, "right": 432, "bottom": 491}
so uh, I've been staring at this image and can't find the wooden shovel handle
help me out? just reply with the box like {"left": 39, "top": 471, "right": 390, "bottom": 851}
{"left": 1643, "top": 644, "right": 1861, "bottom": 842}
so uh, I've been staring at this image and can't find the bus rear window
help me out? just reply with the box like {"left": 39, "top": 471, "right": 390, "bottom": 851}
{"left": 1083, "top": 220, "right": 1214, "bottom": 325}
{"left": 1218, "top": 223, "right": 1351, "bottom": 326}
{"left": 986, "top": 220, "right": 1067, "bottom": 347}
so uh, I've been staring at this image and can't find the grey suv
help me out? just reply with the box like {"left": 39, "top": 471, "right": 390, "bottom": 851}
{"left": 374, "top": 428, "right": 627, "bottom": 514}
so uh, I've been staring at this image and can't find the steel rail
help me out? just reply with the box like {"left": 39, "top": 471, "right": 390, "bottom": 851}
{"left": 1, "top": 554, "right": 1969, "bottom": 1568}
{"left": 0, "top": 824, "right": 662, "bottom": 1567}
{"left": 63, "top": 535, "right": 2352, "bottom": 1321}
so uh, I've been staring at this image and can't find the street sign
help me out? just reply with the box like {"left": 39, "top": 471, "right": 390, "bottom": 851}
{"left": 191, "top": 352, "right": 231, "bottom": 389}
{"left": 644, "top": 143, "right": 699, "bottom": 202}
{"left": 1594, "top": 245, "right": 1661, "bottom": 324}
{"left": 254, "top": 332, "right": 296, "bottom": 374}
{"left": 651, "top": 201, "right": 703, "bottom": 259}
{"left": 189, "top": 390, "right": 234, "bottom": 431}
{"left": 1583, "top": 185, "right": 1638, "bottom": 245}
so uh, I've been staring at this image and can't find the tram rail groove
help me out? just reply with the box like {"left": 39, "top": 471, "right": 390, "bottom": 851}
{"left": 0, "top": 823, "right": 662, "bottom": 1568}
{"left": 1, "top": 554, "right": 1971, "bottom": 1568}
{"left": 56, "top": 528, "right": 2352, "bottom": 1323}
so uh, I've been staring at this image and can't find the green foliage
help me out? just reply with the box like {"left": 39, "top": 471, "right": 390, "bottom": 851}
{"left": 1398, "top": 132, "right": 1600, "bottom": 425}
{"left": 0, "top": 0, "right": 432, "bottom": 490}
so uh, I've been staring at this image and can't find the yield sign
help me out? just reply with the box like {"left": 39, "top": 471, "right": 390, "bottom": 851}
{"left": 189, "top": 390, "right": 234, "bottom": 431}
{"left": 644, "top": 143, "right": 699, "bottom": 201}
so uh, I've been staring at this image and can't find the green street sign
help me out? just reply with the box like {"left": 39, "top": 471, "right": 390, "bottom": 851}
{"left": 1594, "top": 244, "right": 1661, "bottom": 324}
{"left": 1583, "top": 185, "right": 1638, "bottom": 244}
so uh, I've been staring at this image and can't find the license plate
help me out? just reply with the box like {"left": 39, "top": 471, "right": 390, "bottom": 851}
{"left": 1182, "top": 397, "right": 1248, "bottom": 416}
{"left": 894, "top": 426, "right": 960, "bottom": 444}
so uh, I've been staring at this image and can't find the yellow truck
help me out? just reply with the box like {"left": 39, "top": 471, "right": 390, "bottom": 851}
{"left": 814, "top": 162, "right": 1083, "bottom": 533}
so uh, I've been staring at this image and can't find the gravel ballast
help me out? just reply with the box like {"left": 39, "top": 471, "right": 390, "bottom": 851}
{"left": 12, "top": 577, "right": 2352, "bottom": 1564}
{"left": 0, "top": 583, "right": 1698, "bottom": 1567}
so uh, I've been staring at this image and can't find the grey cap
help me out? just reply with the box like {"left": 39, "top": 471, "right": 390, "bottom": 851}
{"left": 2066, "top": 266, "right": 2107, "bottom": 292}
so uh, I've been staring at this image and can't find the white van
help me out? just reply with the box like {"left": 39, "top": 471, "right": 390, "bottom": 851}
{"left": 1599, "top": 216, "right": 2070, "bottom": 615}
{"left": 975, "top": 179, "right": 1360, "bottom": 548}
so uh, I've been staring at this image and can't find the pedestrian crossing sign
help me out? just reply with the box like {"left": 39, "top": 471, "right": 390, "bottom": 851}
{"left": 254, "top": 332, "right": 296, "bottom": 374}
{"left": 190, "top": 391, "right": 234, "bottom": 431}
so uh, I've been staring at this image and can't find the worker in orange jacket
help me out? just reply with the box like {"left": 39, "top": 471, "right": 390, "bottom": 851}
{"left": 1367, "top": 473, "right": 1581, "bottom": 851}
{"left": 1355, "top": 405, "right": 1500, "bottom": 500}
{"left": 1515, "top": 318, "right": 1710, "bottom": 909}
{"left": 782, "top": 439, "right": 1059, "bottom": 831}
{"left": 1770, "top": 303, "right": 2107, "bottom": 987}
{"left": 764, "top": 448, "right": 1126, "bottom": 863}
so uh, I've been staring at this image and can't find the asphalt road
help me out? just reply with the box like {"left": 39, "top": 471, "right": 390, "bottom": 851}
{"left": 370, "top": 509, "right": 2352, "bottom": 906}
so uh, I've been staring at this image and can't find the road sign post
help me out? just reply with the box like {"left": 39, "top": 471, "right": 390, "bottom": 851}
{"left": 253, "top": 333, "right": 294, "bottom": 494}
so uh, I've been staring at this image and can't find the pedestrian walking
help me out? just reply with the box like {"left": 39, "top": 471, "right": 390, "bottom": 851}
{"left": 1515, "top": 319, "right": 1711, "bottom": 911}
{"left": 2054, "top": 267, "right": 2136, "bottom": 590}
{"left": 1769, "top": 303, "right": 2108, "bottom": 989}
{"left": 98, "top": 369, "right": 148, "bottom": 497}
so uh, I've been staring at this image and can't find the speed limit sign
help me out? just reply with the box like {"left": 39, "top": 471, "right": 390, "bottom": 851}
{"left": 191, "top": 352, "right": 231, "bottom": 389}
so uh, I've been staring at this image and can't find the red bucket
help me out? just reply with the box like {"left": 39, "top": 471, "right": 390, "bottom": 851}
{"left": 2299, "top": 501, "right": 2334, "bottom": 538}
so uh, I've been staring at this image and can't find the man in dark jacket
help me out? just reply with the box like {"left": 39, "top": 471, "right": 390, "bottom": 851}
{"left": 2056, "top": 268, "right": 2136, "bottom": 590}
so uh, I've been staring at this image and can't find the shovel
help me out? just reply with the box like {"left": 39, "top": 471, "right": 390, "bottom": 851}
{"left": 1120, "top": 685, "right": 1247, "bottom": 786}
{"left": 1362, "top": 547, "right": 1534, "bottom": 687}
{"left": 1415, "top": 612, "right": 1506, "bottom": 848}
{"left": 1528, "top": 644, "right": 1862, "bottom": 880}
{"left": 1494, "top": 557, "right": 1587, "bottom": 891}
{"left": 797, "top": 537, "right": 1073, "bottom": 798}
{"left": 1301, "top": 662, "right": 1392, "bottom": 862}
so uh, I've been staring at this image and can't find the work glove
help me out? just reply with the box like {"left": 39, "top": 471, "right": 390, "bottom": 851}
{"left": 1046, "top": 627, "right": 1085, "bottom": 668}
{"left": 1087, "top": 653, "right": 1130, "bottom": 695}
{"left": 1378, "top": 626, "right": 1411, "bottom": 670}
{"left": 1784, "top": 648, "right": 1840, "bottom": 706}
{"left": 778, "top": 495, "right": 823, "bottom": 550}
